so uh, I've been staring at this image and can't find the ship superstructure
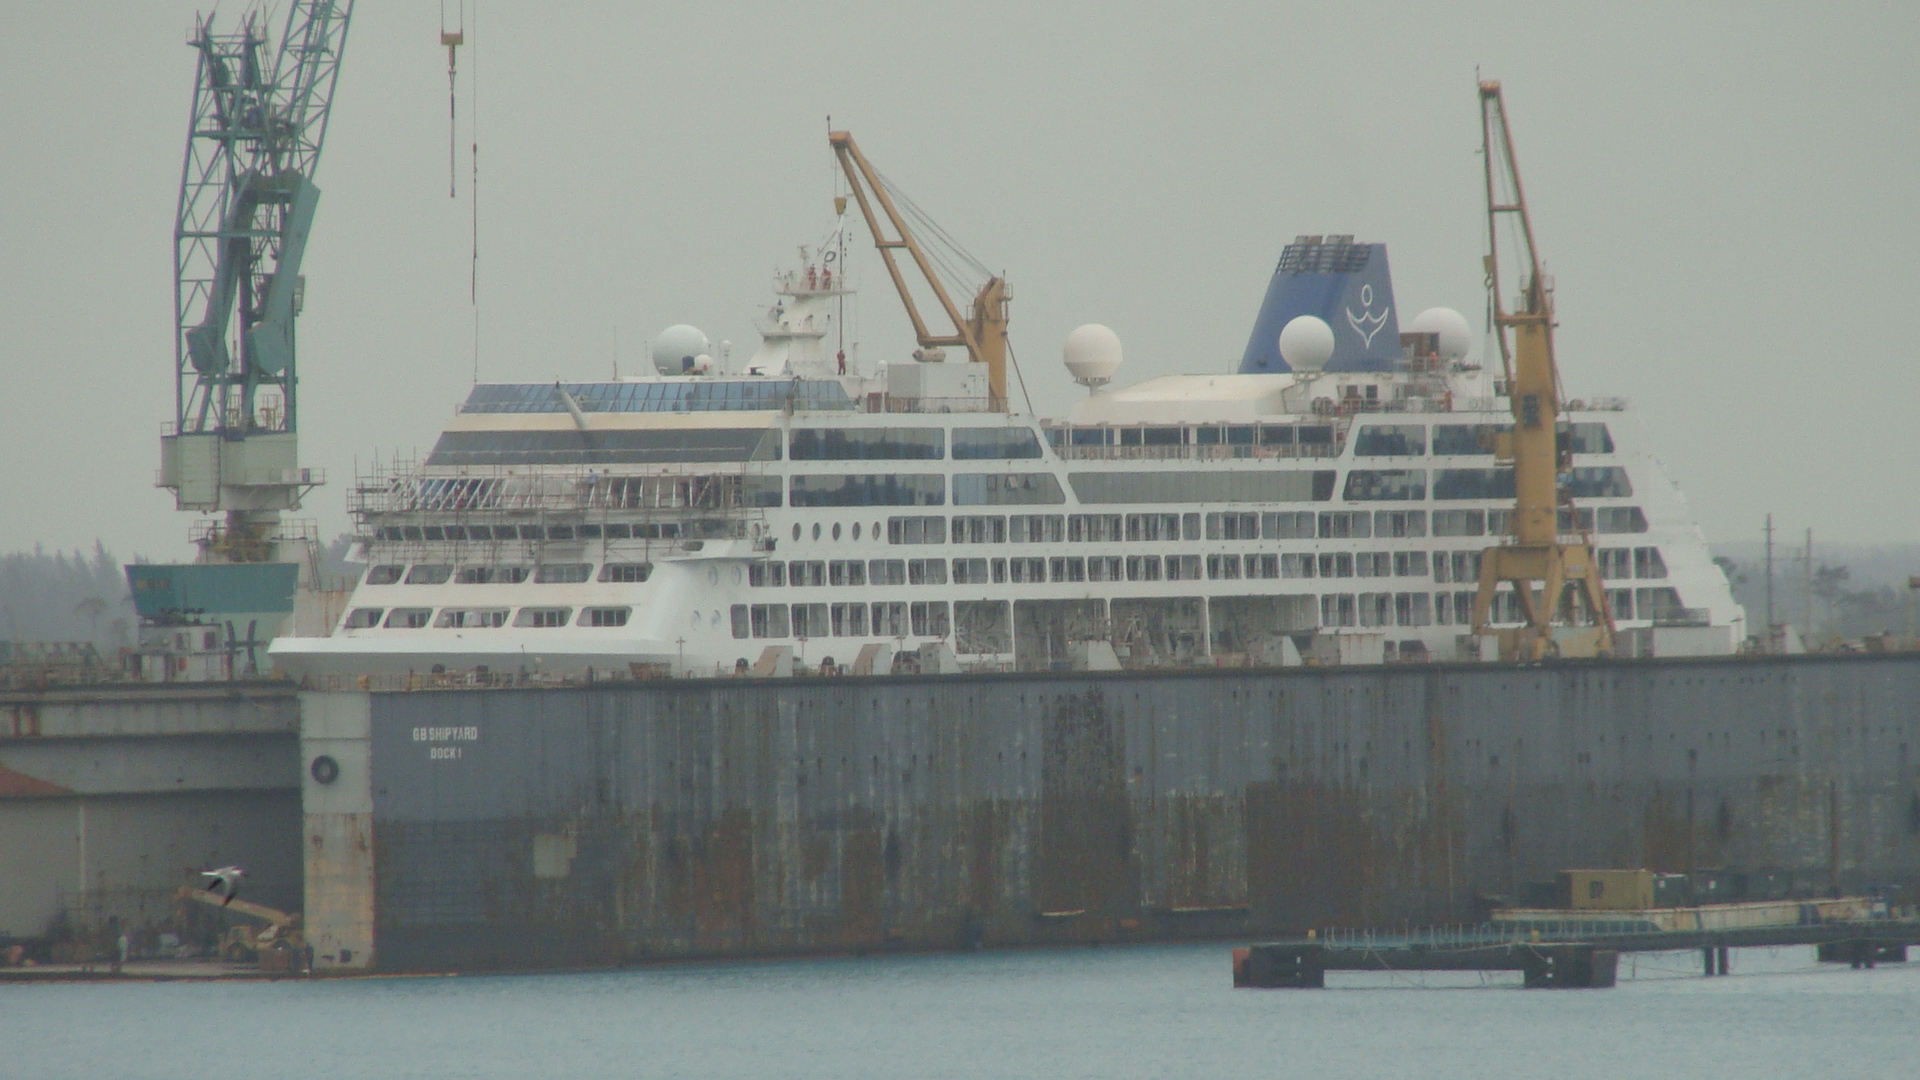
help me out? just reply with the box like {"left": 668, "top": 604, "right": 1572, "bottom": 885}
{"left": 271, "top": 224, "right": 1741, "bottom": 679}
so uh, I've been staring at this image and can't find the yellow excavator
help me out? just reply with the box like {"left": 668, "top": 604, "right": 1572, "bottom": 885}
{"left": 828, "top": 131, "right": 1011, "bottom": 411}
{"left": 1469, "top": 82, "right": 1616, "bottom": 661}
{"left": 176, "top": 886, "right": 305, "bottom": 967}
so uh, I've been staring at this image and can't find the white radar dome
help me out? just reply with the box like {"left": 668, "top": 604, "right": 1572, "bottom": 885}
{"left": 651, "top": 324, "right": 709, "bottom": 375}
{"left": 1278, "top": 315, "right": 1335, "bottom": 372}
{"left": 1408, "top": 307, "right": 1473, "bottom": 361}
{"left": 1062, "top": 323, "right": 1123, "bottom": 388}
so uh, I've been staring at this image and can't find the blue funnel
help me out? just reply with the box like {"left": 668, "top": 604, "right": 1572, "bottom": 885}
{"left": 1240, "top": 235, "right": 1401, "bottom": 373}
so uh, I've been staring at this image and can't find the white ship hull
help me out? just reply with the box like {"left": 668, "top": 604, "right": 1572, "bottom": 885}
{"left": 272, "top": 239, "right": 1742, "bottom": 681}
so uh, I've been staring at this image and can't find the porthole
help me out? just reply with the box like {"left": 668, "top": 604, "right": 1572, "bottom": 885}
{"left": 832, "top": 523, "right": 842, "bottom": 541}
{"left": 310, "top": 755, "right": 340, "bottom": 785}
{"left": 792, "top": 523, "right": 801, "bottom": 541}
{"left": 812, "top": 523, "right": 822, "bottom": 541}
{"left": 708, "top": 567, "right": 720, "bottom": 587}
{"left": 852, "top": 523, "right": 862, "bottom": 541}
{"left": 732, "top": 567, "right": 744, "bottom": 586}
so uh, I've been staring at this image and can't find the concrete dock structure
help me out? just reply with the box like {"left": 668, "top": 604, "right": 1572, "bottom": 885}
{"left": 5, "top": 653, "right": 1917, "bottom": 973}
{"left": 0, "top": 683, "right": 301, "bottom": 943}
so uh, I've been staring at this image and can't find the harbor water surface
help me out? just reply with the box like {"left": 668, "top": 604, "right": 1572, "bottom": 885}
{"left": 5, "top": 943, "right": 1915, "bottom": 1078}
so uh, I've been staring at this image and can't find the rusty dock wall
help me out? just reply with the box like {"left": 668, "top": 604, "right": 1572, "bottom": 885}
{"left": 298, "top": 653, "right": 1920, "bottom": 973}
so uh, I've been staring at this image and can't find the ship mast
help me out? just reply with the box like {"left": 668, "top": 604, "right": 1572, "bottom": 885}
{"left": 1469, "top": 81, "right": 1615, "bottom": 661}
{"left": 828, "top": 131, "right": 1010, "bottom": 410}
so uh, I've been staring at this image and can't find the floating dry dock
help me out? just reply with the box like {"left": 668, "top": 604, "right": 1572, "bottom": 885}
{"left": 294, "top": 652, "right": 1919, "bottom": 974}
{"left": 5, "top": 652, "right": 1918, "bottom": 975}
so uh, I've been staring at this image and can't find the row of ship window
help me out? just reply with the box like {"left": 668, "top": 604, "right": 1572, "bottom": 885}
{"left": 682, "top": 422, "right": 1607, "bottom": 460}
{"left": 729, "top": 467, "right": 1630, "bottom": 507}
{"left": 341, "top": 587, "right": 1688, "bottom": 636}
{"left": 1340, "top": 467, "right": 1630, "bottom": 501}
{"left": 436, "top": 414, "right": 1611, "bottom": 461}
{"left": 724, "top": 586, "right": 1687, "bottom": 642}
{"left": 380, "top": 464, "right": 1630, "bottom": 526}
{"left": 375, "top": 523, "right": 686, "bottom": 542}
{"left": 371, "top": 502, "right": 1651, "bottom": 551}
{"left": 1046, "top": 421, "right": 1614, "bottom": 457}
{"left": 789, "top": 423, "right": 1599, "bottom": 459}
{"left": 358, "top": 546, "right": 1670, "bottom": 591}
{"left": 343, "top": 606, "right": 633, "bottom": 630}
{"left": 750, "top": 547, "right": 1668, "bottom": 587}
{"left": 436, "top": 426, "right": 1046, "bottom": 462}
{"left": 872, "top": 507, "right": 1649, "bottom": 545}
{"left": 362, "top": 562, "right": 652, "bottom": 586}
{"left": 396, "top": 466, "right": 1629, "bottom": 514}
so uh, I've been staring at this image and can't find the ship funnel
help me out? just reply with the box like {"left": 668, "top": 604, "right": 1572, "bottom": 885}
{"left": 1240, "top": 235, "right": 1400, "bottom": 374}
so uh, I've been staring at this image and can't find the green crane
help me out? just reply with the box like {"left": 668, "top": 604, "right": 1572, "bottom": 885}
{"left": 160, "top": 1, "right": 353, "bottom": 564}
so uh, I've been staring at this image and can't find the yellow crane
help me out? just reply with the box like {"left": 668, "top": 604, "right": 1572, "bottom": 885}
{"left": 828, "top": 131, "right": 1011, "bottom": 410}
{"left": 1470, "top": 82, "right": 1615, "bottom": 661}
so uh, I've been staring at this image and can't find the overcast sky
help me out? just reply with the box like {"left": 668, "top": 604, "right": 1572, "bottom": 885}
{"left": 1, "top": 1, "right": 1914, "bottom": 562}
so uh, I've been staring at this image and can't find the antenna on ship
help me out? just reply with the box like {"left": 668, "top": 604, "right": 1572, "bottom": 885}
{"left": 1063, "top": 324, "right": 1123, "bottom": 394}
{"left": 440, "top": 3, "right": 464, "bottom": 198}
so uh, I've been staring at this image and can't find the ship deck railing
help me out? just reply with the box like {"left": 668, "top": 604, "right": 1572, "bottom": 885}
{"left": 350, "top": 460, "right": 778, "bottom": 517}
{"left": 873, "top": 395, "right": 1000, "bottom": 414}
{"left": 1047, "top": 444, "right": 1345, "bottom": 462}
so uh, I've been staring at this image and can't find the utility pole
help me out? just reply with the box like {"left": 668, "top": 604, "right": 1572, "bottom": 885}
{"left": 1764, "top": 514, "right": 1775, "bottom": 634}
{"left": 1803, "top": 528, "right": 1815, "bottom": 640}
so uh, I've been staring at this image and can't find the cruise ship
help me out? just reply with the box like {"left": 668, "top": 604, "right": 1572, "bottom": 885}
{"left": 271, "top": 231, "right": 1742, "bottom": 680}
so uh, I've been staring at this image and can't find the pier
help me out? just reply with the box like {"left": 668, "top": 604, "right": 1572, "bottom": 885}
{"left": 1233, "top": 919, "right": 1920, "bottom": 988}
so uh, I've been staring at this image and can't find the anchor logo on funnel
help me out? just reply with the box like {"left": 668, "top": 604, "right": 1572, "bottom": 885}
{"left": 1346, "top": 284, "right": 1390, "bottom": 347}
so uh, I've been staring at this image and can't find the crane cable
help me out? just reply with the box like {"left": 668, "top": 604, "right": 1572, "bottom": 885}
{"left": 873, "top": 166, "right": 993, "bottom": 296}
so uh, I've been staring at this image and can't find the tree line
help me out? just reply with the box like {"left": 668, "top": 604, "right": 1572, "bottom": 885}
{"left": 0, "top": 542, "right": 136, "bottom": 648}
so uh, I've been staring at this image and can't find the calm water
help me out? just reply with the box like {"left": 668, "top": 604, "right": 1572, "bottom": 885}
{"left": 4, "top": 943, "right": 1915, "bottom": 1079}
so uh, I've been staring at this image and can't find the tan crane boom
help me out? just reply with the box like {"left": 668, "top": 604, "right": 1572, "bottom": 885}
{"left": 175, "top": 886, "right": 304, "bottom": 961}
{"left": 1469, "top": 82, "right": 1615, "bottom": 661}
{"left": 828, "top": 131, "right": 1010, "bottom": 409}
